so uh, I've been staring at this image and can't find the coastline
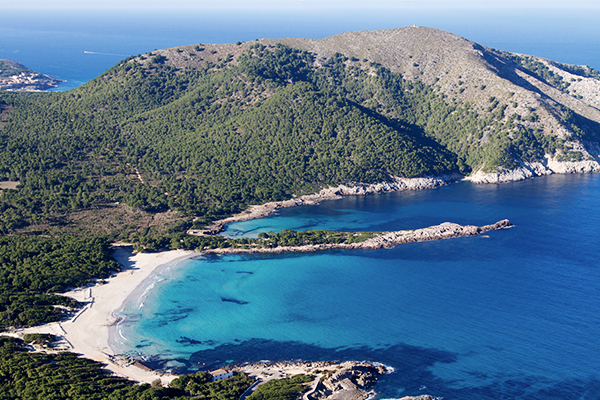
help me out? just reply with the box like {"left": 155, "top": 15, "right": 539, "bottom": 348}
{"left": 11, "top": 247, "right": 196, "bottom": 385}
{"left": 190, "top": 174, "right": 462, "bottom": 236}
{"left": 205, "top": 219, "right": 512, "bottom": 255}
{"left": 3, "top": 218, "right": 511, "bottom": 386}
{"left": 463, "top": 156, "right": 600, "bottom": 184}
{"left": 2, "top": 174, "right": 514, "bottom": 387}
{"left": 190, "top": 160, "right": 600, "bottom": 237}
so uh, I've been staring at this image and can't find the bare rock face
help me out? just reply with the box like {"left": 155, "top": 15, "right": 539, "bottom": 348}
{"left": 329, "top": 174, "right": 461, "bottom": 196}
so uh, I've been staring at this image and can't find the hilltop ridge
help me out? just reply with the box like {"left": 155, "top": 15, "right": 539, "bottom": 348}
{"left": 145, "top": 26, "right": 600, "bottom": 180}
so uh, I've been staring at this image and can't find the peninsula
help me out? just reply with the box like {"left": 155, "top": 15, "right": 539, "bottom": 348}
{"left": 0, "top": 59, "right": 62, "bottom": 91}
{"left": 206, "top": 219, "right": 513, "bottom": 254}
{"left": 0, "top": 25, "right": 598, "bottom": 399}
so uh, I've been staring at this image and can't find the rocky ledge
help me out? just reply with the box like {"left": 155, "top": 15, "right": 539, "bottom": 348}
{"left": 464, "top": 154, "right": 600, "bottom": 184}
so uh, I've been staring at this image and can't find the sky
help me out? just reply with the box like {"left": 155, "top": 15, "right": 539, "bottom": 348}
{"left": 2, "top": 0, "right": 600, "bottom": 85}
{"left": 4, "top": 0, "right": 600, "bottom": 9}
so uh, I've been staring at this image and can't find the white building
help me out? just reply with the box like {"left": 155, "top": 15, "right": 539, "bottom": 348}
{"left": 210, "top": 368, "right": 233, "bottom": 381}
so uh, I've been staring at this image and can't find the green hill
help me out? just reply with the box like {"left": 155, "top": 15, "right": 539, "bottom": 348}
{"left": 0, "top": 59, "right": 32, "bottom": 78}
{"left": 1, "top": 27, "right": 599, "bottom": 242}
{"left": 1, "top": 26, "right": 600, "bottom": 397}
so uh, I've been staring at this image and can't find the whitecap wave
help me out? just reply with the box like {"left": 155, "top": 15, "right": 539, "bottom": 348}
{"left": 372, "top": 361, "right": 395, "bottom": 374}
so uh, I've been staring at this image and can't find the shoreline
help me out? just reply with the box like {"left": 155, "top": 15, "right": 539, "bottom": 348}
{"left": 3, "top": 218, "right": 512, "bottom": 386}
{"left": 205, "top": 219, "right": 512, "bottom": 255}
{"left": 191, "top": 164, "right": 600, "bottom": 237}
{"left": 4, "top": 170, "right": 512, "bottom": 388}
{"left": 190, "top": 174, "right": 462, "bottom": 236}
{"left": 11, "top": 247, "right": 196, "bottom": 385}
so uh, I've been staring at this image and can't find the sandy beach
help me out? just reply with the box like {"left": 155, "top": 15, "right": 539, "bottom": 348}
{"left": 4, "top": 217, "right": 510, "bottom": 387}
{"left": 11, "top": 247, "right": 195, "bottom": 385}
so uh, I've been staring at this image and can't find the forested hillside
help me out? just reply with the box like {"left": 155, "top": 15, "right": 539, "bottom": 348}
{"left": 0, "top": 60, "right": 32, "bottom": 78}
{"left": 1, "top": 42, "right": 458, "bottom": 239}
{"left": 1, "top": 26, "right": 600, "bottom": 398}
{"left": 1, "top": 27, "right": 600, "bottom": 242}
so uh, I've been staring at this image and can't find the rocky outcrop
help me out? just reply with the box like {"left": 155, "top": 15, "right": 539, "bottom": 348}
{"left": 362, "top": 219, "right": 511, "bottom": 249}
{"left": 465, "top": 155, "right": 600, "bottom": 184}
{"left": 307, "top": 362, "right": 386, "bottom": 400}
{"left": 324, "top": 174, "right": 461, "bottom": 195}
{"left": 235, "top": 361, "right": 388, "bottom": 400}
{"left": 204, "top": 219, "right": 512, "bottom": 255}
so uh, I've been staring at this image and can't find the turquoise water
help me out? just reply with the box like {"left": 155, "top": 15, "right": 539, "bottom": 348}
{"left": 113, "top": 174, "right": 600, "bottom": 399}
{"left": 5, "top": 6, "right": 600, "bottom": 398}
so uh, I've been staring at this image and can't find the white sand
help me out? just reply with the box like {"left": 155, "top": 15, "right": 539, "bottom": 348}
{"left": 14, "top": 247, "right": 195, "bottom": 385}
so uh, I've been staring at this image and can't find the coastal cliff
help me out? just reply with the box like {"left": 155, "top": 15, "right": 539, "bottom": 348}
{"left": 465, "top": 156, "right": 600, "bottom": 183}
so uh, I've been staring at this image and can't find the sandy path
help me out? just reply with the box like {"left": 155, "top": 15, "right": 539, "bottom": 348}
{"left": 12, "top": 247, "right": 195, "bottom": 385}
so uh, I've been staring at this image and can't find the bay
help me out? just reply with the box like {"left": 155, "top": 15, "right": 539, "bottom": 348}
{"left": 4, "top": 5, "right": 600, "bottom": 398}
{"left": 113, "top": 174, "right": 600, "bottom": 399}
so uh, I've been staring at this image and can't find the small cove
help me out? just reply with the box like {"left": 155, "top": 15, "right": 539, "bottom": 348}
{"left": 112, "top": 174, "right": 600, "bottom": 399}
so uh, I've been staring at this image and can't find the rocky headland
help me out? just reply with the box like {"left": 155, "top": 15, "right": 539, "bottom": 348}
{"left": 204, "top": 219, "right": 512, "bottom": 255}
{"left": 464, "top": 154, "right": 600, "bottom": 184}
{"left": 0, "top": 72, "right": 62, "bottom": 91}
{"left": 0, "top": 59, "right": 62, "bottom": 91}
{"left": 236, "top": 361, "right": 388, "bottom": 400}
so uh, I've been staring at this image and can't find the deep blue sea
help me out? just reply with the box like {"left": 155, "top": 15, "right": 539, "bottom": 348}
{"left": 112, "top": 174, "right": 600, "bottom": 399}
{"left": 1, "top": 7, "right": 600, "bottom": 90}
{"left": 4, "top": 6, "right": 600, "bottom": 399}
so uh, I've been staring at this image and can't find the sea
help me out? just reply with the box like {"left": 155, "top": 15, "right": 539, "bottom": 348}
{"left": 1, "top": 7, "right": 600, "bottom": 89}
{"left": 3, "top": 6, "right": 600, "bottom": 399}
{"left": 112, "top": 174, "right": 600, "bottom": 399}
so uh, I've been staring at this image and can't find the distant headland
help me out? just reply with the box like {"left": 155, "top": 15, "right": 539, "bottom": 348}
{"left": 0, "top": 59, "right": 62, "bottom": 91}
